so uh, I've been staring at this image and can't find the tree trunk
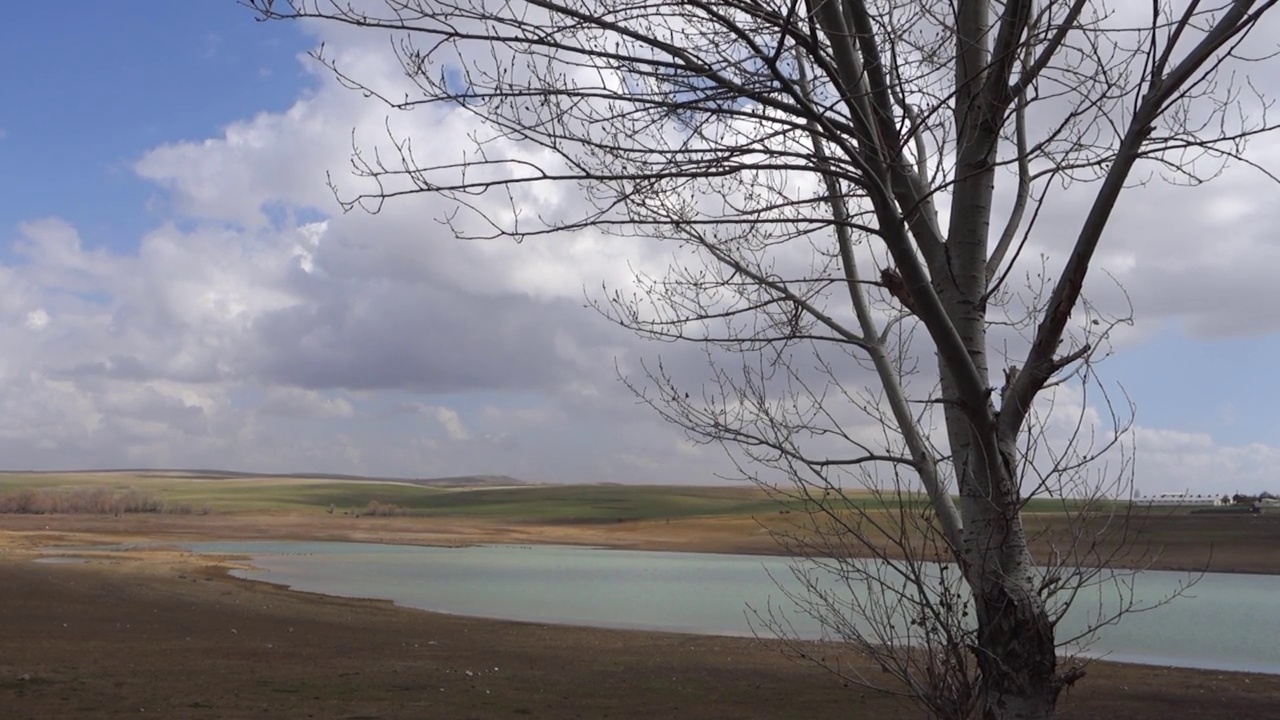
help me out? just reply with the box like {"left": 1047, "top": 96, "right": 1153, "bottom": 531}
{"left": 973, "top": 581, "right": 1060, "bottom": 720}
{"left": 933, "top": 238, "right": 1062, "bottom": 719}
{"left": 962, "top": 443, "right": 1059, "bottom": 718}
{"left": 956, "top": 437, "right": 1062, "bottom": 719}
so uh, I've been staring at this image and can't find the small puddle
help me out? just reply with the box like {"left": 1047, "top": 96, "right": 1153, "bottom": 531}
{"left": 33, "top": 556, "right": 90, "bottom": 565}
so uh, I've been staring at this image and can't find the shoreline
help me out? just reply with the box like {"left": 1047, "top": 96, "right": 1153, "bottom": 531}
{"left": 28, "top": 527, "right": 1280, "bottom": 581}
{"left": 4, "top": 510, "right": 1279, "bottom": 576}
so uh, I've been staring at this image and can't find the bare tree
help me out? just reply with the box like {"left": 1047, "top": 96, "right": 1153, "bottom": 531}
{"left": 248, "top": 1, "right": 1278, "bottom": 717}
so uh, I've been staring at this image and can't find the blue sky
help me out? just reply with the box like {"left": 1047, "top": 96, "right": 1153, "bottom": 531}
{"left": 1106, "top": 327, "right": 1280, "bottom": 445}
{"left": 0, "top": 3, "right": 1274, "bottom": 492}
{"left": 0, "top": 2, "right": 314, "bottom": 256}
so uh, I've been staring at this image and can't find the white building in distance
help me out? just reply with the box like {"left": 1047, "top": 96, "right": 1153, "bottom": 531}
{"left": 1134, "top": 492, "right": 1224, "bottom": 506}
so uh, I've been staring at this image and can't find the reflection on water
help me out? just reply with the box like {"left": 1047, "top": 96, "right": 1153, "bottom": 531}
{"left": 184, "top": 541, "right": 1280, "bottom": 675}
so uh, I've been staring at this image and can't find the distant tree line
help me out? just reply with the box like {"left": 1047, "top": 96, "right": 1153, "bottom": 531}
{"left": 1228, "top": 492, "right": 1279, "bottom": 505}
{"left": 326, "top": 501, "right": 412, "bottom": 517}
{"left": 0, "top": 487, "right": 208, "bottom": 515}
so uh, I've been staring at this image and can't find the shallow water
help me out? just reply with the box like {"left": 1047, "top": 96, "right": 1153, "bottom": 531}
{"left": 185, "top": 541, "right": 1280, "bottom": 674}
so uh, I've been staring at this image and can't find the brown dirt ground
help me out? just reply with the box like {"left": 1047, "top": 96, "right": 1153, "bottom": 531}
{"left": 1, "top": 517, "right": 1279, "bottom": 719}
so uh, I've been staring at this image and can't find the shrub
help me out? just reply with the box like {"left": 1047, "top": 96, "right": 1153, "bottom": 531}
{"left": 364, "top": 500, "right": 407, "bottom": 517}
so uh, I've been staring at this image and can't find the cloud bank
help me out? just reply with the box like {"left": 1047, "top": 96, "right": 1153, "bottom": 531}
{"left": 3, "top": 19, "right": 1278, "bottom": 495}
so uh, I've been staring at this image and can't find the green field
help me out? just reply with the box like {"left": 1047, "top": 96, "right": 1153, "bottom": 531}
{"left": 0, "top": 470, "right": 1148, "bottom": 521}
{"left": 0, "top": 471, "right": 789, "bottom": 520}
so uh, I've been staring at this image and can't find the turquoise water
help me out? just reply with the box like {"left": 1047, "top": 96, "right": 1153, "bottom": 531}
{"left": 186, "top": 541, "right": 1280, "bottom": 674}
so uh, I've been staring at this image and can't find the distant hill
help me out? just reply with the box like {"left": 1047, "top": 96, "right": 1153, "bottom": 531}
{"left": 396, "top": 475, "right": 528, "bottom": 488}
{"left": 1, "top": 469, "right": 528, "bottom": 488}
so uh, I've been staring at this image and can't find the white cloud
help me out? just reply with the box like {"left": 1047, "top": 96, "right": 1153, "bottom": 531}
{"left": 432, "top": 406, "right": 472, "bottom": 442}
{"left": 1133, "top": 427, "right": 1280, "bottom": 496}
{"left": 258, "top": 387, "right": 354, "bottom": 420}
{"left": 25, "top": 308, "right": 49, "bottom": 330}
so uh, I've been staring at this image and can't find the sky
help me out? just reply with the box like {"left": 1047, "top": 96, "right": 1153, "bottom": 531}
{"left": 0, "top": 2, "right": 1278, "bottom": 494}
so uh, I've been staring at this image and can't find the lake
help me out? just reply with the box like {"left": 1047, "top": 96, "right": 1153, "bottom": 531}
{"left": 185, "top": 541, "right": 1280, "bottom": 674}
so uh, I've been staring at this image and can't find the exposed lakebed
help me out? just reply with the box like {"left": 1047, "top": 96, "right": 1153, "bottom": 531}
{"left": 182, "top": 540, "right": 1279, "bottom": 674}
